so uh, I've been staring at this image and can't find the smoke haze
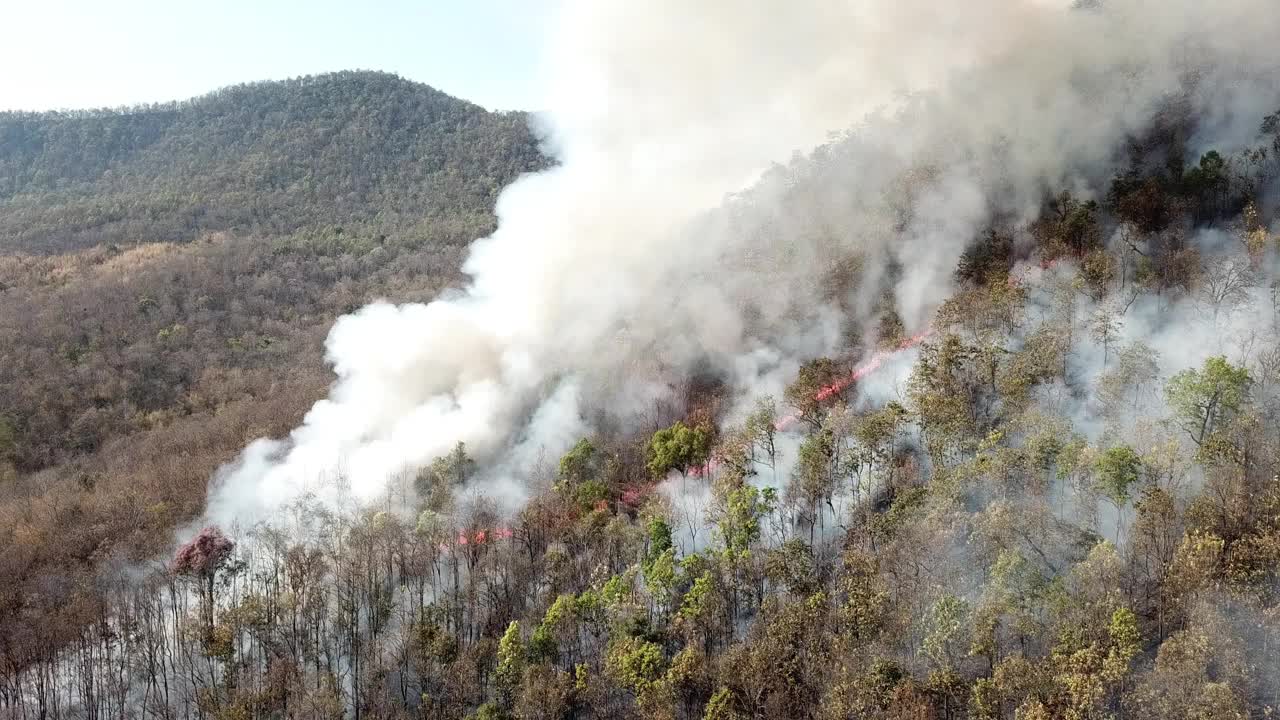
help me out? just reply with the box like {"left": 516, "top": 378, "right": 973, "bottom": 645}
{"left": 205, "top": 0, "right": 1280, "bottom": 527}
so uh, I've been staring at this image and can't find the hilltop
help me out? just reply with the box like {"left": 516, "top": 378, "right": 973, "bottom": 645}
{"left": 0, "top": 70, "right": 546, "bottom": 253}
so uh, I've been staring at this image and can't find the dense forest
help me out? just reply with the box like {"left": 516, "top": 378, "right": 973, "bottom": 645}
{"left": 0, "top": 71, "right": 548, "bottom": 697}
{"left": 7, "top": 67, "right": 1280, "bottom": 720}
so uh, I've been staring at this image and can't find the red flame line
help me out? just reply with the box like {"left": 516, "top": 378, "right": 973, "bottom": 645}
{"left": 772, "top": 328, "right": 933, "bottom": 432}
{"left": 438, "top": 526, "right": 514, "bottom": 552}
{"left": 688, "top": 329, "right": 934, "bottom": 478}
{"left": 435, "top": 331, "right": 934, "bottom": 536}
{"left": 688, "top": 459, "right": 719, "bottom": 478}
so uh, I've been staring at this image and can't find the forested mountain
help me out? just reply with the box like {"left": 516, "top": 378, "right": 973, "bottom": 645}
{"left": 0, "top": 72, "right": 547, "bottom": 686}
{"left": 0, "top": 70, "right": 546, "bottom": 253}
{"left": 10, "top": 26, "right": 1280, "bottom": 720}
{"left": 7, "top": 83, "right": 1280, "bottom": 720}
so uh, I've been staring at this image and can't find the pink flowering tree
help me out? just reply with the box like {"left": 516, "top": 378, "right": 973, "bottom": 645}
{"left": 172, "top": 526, "right": 235, "bottom": 632}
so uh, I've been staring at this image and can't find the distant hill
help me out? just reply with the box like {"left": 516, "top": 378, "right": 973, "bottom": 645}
{"left": 0, "top": 72, "right": 548, "bottom": 618}
{"left": 0, "top": 70, "right": 548, "bottom": 252}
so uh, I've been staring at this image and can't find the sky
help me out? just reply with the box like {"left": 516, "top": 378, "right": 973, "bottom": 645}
{"left": 0, "top": 0, "right": 557, "bottom": 112}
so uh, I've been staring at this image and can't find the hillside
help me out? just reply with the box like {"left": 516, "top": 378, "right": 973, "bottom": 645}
{"left": 0, "top": 70, "right": 546, "bottom": 253}
{"left": 10, "top": 3, "right": 1280, "bottom": 717}
{"left": 0, "top": 71, "right": 547, "bottom": 475}
{"left": 0, "top": 72, "right": 546, "bottom": 669}
{"left": 9, "top": 92, "right": 1280, "bottom": 720}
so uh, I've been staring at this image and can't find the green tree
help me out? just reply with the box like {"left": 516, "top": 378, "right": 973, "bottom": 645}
{"left": 744, "top": 396, "right": 779, "bottom": 476}
{"left": 467, "top": 703, "right": 507, "bottom": 720}
{"left": 834, "top": 550, "right": 889, "bottom": 644}
{"left": 497, "top": 621, "right": 525, "bottom": 704}
{"left": 555, "top": 442, "right": 610, "bottom": 509}
{"left": 923, "top": 593, "right": 971, "bottom": 673}
{"left": 791, "top": 429, "right": 837, "bottom": 542}
{"left": 956, "top": 227, "right": 1015, "bottom": 286}
{"left": 713, "top": 482, "right": 775, "bottom": 559}
{"left": 606, "top": 636, "right": 666, "bottom": 696}
{"left": 703, "top": 687, "right": 740, "bottom": 720}
{"left": 784, "top": 357, "right": 843, "bottom": 427}
{"left": 647, "top": 516, "right": 674, "bottom": 561}
{"left": 1032, "top": 191, "right": 1101, "bottom": 257}
{"left": 644, "top": 546, "right": 678, "bottom": 618}
{"left": 852, "top": 401, "right": 907, "bottom": 491}
{"left": 646, "top": 421, "right": 712, "bottom": 477}
{"left": 1105, "top": 607, "right": 1142, "bottom": 682}
{"left": 557, "top": 438, "right": 597, "bottom": 484}
{"left": 909, "top": 333, "right": 981, "bottom": 460}
{"left": 1095, "top": 445, "right": 1142, "bottom": 542}
{"left": 1165, "top": 356, "right": 1251, "bottom": 446}
{"left": 530, "top": 594, "right": 577, "bottom": 665}
{"left": 1182, "top": 150, "right": 1230, "bottom": 222}
{"left": 765, "top": 539, "right": 819, "bottom": 597}
{"left": 416, "top": 442, "right": 476, "bottom": 497}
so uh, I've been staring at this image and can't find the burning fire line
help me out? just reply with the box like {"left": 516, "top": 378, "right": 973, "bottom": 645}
{"left": 771, "top": 327, "right": 933, "bottom": 432}
{"left": 438, "top": 526, "right": 514, "bottom": 552}
{"left": 190, "top": 328, "right": 943, "bottom": 553}
{"left": 688, "top": 328, "right": 934, "bottom": 477}
{"left": 184, "top": 329, "right": 936, "bottom": 557}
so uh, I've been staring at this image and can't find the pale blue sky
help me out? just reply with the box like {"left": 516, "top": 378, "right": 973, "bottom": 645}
{"left": 0, "top": 0, "right": 557, "bottom": 112}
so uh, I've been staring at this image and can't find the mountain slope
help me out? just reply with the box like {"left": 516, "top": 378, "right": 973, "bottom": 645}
{"left": 0, "top": 70, "right": 547, "bottom": 252}
{"left": 0, "top": 74, "right": 546, "bottom": 651}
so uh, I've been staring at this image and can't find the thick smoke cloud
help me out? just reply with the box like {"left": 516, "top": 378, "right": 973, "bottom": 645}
{"left": 204, "top": 0, "right": 1280, "bottom": 527}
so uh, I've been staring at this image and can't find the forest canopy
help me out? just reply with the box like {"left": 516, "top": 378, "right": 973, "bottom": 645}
{"left": 6, "top": 33, "right": 1280, "bottom": 720}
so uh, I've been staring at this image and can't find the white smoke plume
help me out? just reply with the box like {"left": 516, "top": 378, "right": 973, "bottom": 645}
{"left": 205, "top": 0, "right": 1280, "bottom": 527}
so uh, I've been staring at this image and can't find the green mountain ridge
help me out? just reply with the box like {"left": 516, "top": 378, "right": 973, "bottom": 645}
{"left": 0, "top": 70, "right": 547, "bottom": 253}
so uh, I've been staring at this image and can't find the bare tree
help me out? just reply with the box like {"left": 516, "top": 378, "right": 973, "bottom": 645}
{"left": 1089, "top": 303, "right": 1124, "bottom": 366}
{"left": 1199, "top": 255, "right": 1255, "bottom": 322}
{"left": 1115, "top": 221, "right": 1147, "bottom": 292}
